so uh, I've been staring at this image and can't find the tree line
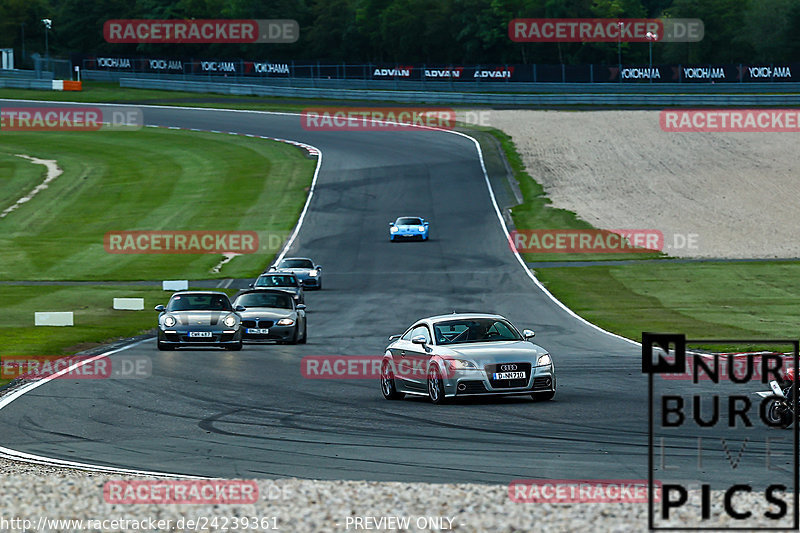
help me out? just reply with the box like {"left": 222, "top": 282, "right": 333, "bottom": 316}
{"left": 1, "top": 0, "right": 799, "bottom": 67}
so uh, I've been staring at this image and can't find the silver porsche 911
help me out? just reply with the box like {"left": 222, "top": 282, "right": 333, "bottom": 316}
{"left": 381, "top": 313, "right": 556, "bottom": 404}
{"left": 155, "top": 291, "right": 244, "bottom": 351}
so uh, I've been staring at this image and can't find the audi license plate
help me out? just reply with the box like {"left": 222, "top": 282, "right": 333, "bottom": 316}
{"left": 246, "top": 328, "right": 270, "bottom": 334}
{"left": 493, "top": 371, "right": 526, "bottom": 380}
{"left": 188, "top": 331, "right": 212, "bottom": 338}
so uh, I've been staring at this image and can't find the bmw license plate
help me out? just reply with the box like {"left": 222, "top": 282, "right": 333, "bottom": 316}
{"left": 246, "top": 328, "right": 270, "bottom": 334}
{"left": 493, "top": 371, "right": 526, "bottom": 380}
{"left": 188, "top": 331, "right": 212, "bottom": 338}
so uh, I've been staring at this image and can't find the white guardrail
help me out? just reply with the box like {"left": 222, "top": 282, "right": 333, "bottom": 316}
{"left": 120, "top": 77, "right": 800, "bottom": 106}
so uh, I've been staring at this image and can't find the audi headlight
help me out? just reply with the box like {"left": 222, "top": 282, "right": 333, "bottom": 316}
{"left": 537, "top": 353, "right": 552, "bottom": 366}
{"left": 163, "top": 315, "right": 176, "bottom": 327}
{"left": 390, "top": 226, "right": 399, "bottom": 233}
{"left": 309, "top": 270, "right": 319, "bottom": 277}
{"left": 448, "top": 359, "right": 476, "bottom": 370}
{"left": 418, "top": 225, "right": 425, "bottom": 232}
{"left": 223, "top": 315, "right": 237, "bottom": 327}
{"left": 277, "top": 318, "right": 294, "bottom": 326}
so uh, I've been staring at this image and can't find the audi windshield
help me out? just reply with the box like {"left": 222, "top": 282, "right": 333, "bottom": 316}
{"left": 433, "top": 318, "right": 522, "bottom": 344}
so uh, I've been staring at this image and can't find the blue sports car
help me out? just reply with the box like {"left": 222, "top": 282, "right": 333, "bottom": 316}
{"left": 390, "top": 216, "right": 429, "bottom": 241}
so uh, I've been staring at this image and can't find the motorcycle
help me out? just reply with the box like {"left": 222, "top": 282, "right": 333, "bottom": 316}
{"left": 755, "top": 375, "right": 797, "bottom": 428}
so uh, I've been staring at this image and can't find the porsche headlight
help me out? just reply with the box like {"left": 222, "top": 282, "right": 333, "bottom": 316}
{"left": 390, "top": 226, "right": 399, "bottom": 233}
{"left": 448, "top": 359, "right": 476, "bottom": 370}
{"left": 163, "top": 315, "right": 177, "bottom": 327}
{"left": 309, "top": 269, "right": 319, "bottom": 277}
{"left": 277, "top": 318, "right": 294, "bottom": 326}
{"left": 223, "top": 315, "right": 237, "bottom": 327}
{"left": 537, "top": 353, "right": 552, "bottom": 366}
{"left": 418, "top": 225, "right": 425, "bottom": 232}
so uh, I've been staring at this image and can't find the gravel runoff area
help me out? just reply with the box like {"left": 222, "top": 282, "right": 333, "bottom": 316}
{"left": 483, "top": 110, "right": 800, "bottom": 259}
{"left": 0, "top": 471, "right": 796, "bottom": 532}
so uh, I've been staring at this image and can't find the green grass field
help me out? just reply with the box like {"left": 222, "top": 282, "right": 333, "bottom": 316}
{"left": 534, "top": 262, "right": 800, "bottom": 349}
{"left": 0, "top": 129, "right": 316, "bottom": 281}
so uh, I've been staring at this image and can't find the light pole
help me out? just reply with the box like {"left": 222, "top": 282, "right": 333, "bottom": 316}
{"left": 646, "top": 31, "right": 657, "bottom": 83}
{"left": 617, "top": 21, "right": 623, "bottom": 83}
{"left": 42, "top": 18, "right": 51, "bottom": 62}
{"left": 20, "top": 23, "right": 25, "bottom": 67}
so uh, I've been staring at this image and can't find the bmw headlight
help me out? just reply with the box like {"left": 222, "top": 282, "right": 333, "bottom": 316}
{"left": 537, "top": 353, "right": 552, "bottom": 366}
{"left": 390, "top": 226, "right": 399, "bottom": 233}
{"left": 277, "top": 318, "right": 294, "bottom": 326}
{"left": 418, "top": 225, "right": 425, "bottom": 232}
{"left": 448, "top": 359, "right": 476, "bottom": 370}
{"left": 309, "top": 269, "right": 319, "bottom": 277}
{"left": 163, "top": 315, "right": 177, "bottom": 327}
{"left": 223, "top": 315, "right": 237, "bottom": 327}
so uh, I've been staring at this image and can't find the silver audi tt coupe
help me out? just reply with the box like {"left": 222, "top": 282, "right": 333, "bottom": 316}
{"left": 381, "top": 313, "right": 556, "bottom": 404}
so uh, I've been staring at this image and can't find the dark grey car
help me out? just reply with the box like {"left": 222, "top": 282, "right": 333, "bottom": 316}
{"left": 269, "top": 257, "right": 322, "bottom": 290}
{"left": 233, "top": 289, "right": 307, "bottom": 344}
{"left": 250, "top": 272, "right": 305, "bottom": 303}
{"left": 155, "top": 291, "right": 243, "bottom": 351}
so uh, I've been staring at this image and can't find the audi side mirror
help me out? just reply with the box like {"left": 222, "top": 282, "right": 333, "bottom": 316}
{"left": 235, "top": 305, "right": 246, "bottom": 312}
{"left": 411, "top": 335, "right": 427, "bottom": 345}
{"left": 154, "top": 305, "right": 165, "bottom": 312}
{"left": 297, "top": 304, "right": 307, "bottom": 310}
{"left": 523, "top": 329, "right": 535, "bottom": 340}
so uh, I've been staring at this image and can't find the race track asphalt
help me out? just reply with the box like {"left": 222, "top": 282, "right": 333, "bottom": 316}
{"left": 0, "top": 101, "right": 792, "bottom": 488}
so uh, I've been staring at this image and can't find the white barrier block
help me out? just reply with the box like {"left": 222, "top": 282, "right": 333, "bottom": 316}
{"left": 162, "top": 280, "right": 189, "bottom": 291}
{"left": 113, "top": 298, "right": 145, "bottom": 310}
{"left": 35, "top": 312, "right": 73, "bottom": 326}
{"left": 51, "top": 80, "right": 63, "bottom": 91}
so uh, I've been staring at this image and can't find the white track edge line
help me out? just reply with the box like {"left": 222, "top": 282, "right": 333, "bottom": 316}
{"left": 0, "top": 338, "right": 204, "bottom": 478}
{"left": 444, "top": 129, "right": 641, "bottom": 347}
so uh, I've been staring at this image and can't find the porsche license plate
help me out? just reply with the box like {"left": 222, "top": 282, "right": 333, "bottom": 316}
{"left": 188, "top": 331, "right": 212, "bottom": 338}
{"left": 246, "top": 328, "right": 270, "bottom": 334}
{"left": 493, "top": 371, "right": 526, "bottom": 380}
